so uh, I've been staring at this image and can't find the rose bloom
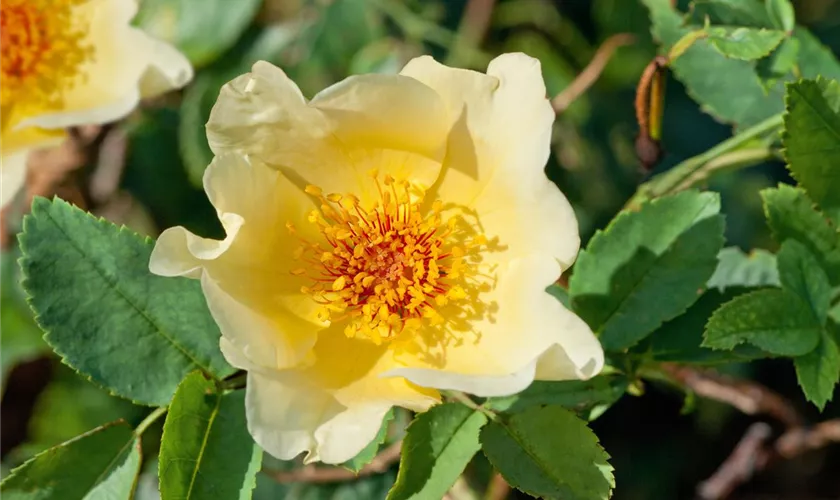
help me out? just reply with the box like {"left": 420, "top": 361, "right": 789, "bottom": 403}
{"left": 150, "top": 53, "right": 604, "bottom": 463}
{"left": 1, "top": 0, "right": 192, "bottom": 206}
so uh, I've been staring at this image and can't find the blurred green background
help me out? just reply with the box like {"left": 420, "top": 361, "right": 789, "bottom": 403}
{"left": 2, "top": 0, "right": 840, "bottom": 498}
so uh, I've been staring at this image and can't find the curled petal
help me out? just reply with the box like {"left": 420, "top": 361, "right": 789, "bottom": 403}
{"left": 206, "top": 61, "right": 448, "bottom": 204}
{"left": 149, "top": 154, "right": 325, "bottom": 369}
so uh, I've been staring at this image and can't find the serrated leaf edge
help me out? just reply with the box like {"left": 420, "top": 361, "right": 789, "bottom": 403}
{"left": 16, "top": 197, "right": 223, "bottom": 406}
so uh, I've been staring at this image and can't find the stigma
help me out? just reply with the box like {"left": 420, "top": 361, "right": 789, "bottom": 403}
{"left": 290, "top": 171, "right": 486, "bottom": 345}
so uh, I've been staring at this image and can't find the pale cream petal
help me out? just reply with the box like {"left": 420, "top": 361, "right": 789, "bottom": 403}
{"left": 244, "top": 334, "right": 438, "bottom": 463}
{"left": 206, "top": 61, "right": 447, "bottom": 204}
{"left": 312, "top": 403, "right": 394, "bottom": 464}
{"left": 149, "top": 153, "right": 326, "bottom": 369}
{"left": 201, "top": 274, "right": 318, "bottom": 371}
{"left": 245, "top": 371, "right": 343, "bottom": 461}
{"left": 132, "top": 29, "right": 194, "bottom": 98}
{"left": 1, "top": 150, "right": 28, "bottom": 208}
{"left": 401, "top": 53, "right": 579, "bottom": 270}
{"left": 534, "top": 307, "right": 605, "bottom": 381}
{"left": 384, "top": 254, "right": 603, "bottom": 397}
{"left": 19, "top": 0, "right": 191, "bottom": 130}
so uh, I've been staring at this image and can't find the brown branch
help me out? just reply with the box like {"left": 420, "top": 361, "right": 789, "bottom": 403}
{"left": 264, "top": 440, "right": 403, "bottom": 484}
{"left": 697, "top": 422, "right": 773, "bottom": 500}
{"left": 698, "top": 419, "right": 840, "bottom": 500}
{"left": 552, "top": 33, "right": 636, "bottom": 114}
{"left": 484, "top": 472, "right": 511, "bottom": 500}
{"left": 661, "top": 363, "right": 803, "bottom": 428}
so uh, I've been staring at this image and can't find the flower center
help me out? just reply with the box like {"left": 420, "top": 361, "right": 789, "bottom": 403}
{"left": 0, "top": 0, "right": 93, "bottom": 113}
{"left": 290, "top": 172, "right": 486, "bottom": 345}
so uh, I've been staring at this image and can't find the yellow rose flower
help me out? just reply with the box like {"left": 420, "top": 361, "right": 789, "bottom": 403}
{"left": 149, "top": 54, "right": 604, "bottom": 463}
{"left": 0, "top": 0, "right": 193, "bottom": 206}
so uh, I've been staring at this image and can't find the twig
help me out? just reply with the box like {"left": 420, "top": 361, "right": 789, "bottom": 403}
{"left": 660, "top": 364, "right": 803, "bottom": 428}
{"left": 698, "top": 419, "right": 840, "bottom": 500}
{"left": 264, "top": 440, "right": 403, "bottom": 484}
{"left": 697, "top": 423, "right": 773, "bottom": 500}
{"left": 775, "top": 419, "right": 840, "bottom": 459}
{"left": 552, "top": 33, "right": 636, "bottom": 114}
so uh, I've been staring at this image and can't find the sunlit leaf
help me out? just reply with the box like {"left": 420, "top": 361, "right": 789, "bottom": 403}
{"left": 19, "top": 198, "right": 234, "bottom": 406}
{"left": 388, "top": 404, "right": 486, "bottom": 500}
{"left": 570, "top": 190, "right": 724, "bottom": 351}
{"left": 481, "top": 405, "right": 613, "bottom": 500}
{"left": 0, "top": 422, "right": 141, "bottom": 499}
{"left": 159, "top": 372, "right": 260, "bottom": 499}
{"left": 703, "top": 288, "right": 821, "bottom": 356}
{"left": 782, "top": 78, "right": 840, "bottom": 223}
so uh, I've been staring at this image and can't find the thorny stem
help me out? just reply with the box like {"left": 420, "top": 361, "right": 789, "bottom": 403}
{"left": 625, "top": 112, "right": 785, "bottom": 210}
{"left": 135, "top": 406, "right": 167, "bottom": 436}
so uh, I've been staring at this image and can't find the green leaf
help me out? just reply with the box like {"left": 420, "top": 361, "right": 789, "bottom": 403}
{"left": 387, "top": 404, "right": 487, "bottom": 500}
{"left": 705, "top": 27, "right": 785, "bottom": 61}
{"left": 794, "top": 330, "right": 840, "bottom": 410}
{"left": 641, "top": 0, "right": 784, "bottom": 127}
{"left": 703, "top": 288, "right": 821, "bottom": 355}
{"left": 570, "top": 190, "right": 724, "bottom": 351}
{"left": 707, "top": 247, "right": 780, "bottom": 291}
{"left": 1, "top": 421, "right": 141, "bottom": 500}
{"left": 480, "top": 405, "right": 613, "bottom": 500}
{"left": 343, "top": 410, "right": 394, "bottom": 473}
{"left": 133, "top": 0, "right": 263, "bottom": 67}
{"left": 782, "top": 78, "right": 840, "bottom": 223}
{"left": 795, "top": 28, "right": 840, "bottom": 81}
{"left": 777, "top": 240, "right": 832, "bottom": 323}
{"left": 756, "top": 38, "right": 799, "bottom": 91}
{"left": 159, "top": 371, "right": 261, "bottom": 500}
{"left": 689, "top": 0, "right": 773, "bottom": 27}
{"left": 765, "top": 0, "right": 795, "bottom": 31}
{"left": 641, "top": 288, "right": 769, "bottom": 364}
{"left": 18, "top": 198, "right": 234, "bottom": 406}
{"left": 762, "top": 185, "right": 840, "bottom": 284}
{"left": 485, "top": 376, "right": 628, "bottom": 418}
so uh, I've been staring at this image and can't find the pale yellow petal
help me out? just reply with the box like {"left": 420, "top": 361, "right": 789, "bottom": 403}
{"left": 132, "top": 28, "right": 193, "bottom": 98}
{"left": 243, "top": 333, "right": 438, "bottom": 463}
{"left": 401, "top": 53, "right": 579, "bottom": 269}
{"left": 149, "top": 153, "right": 326, "bottom": 369}
{"left": 245, "top": 371, "right": 344, "bottom": 461}
{"left": 384, "top": 254, "right": 603, "bottom": 397}
{"left": 206, "top": 61, "right": 447, "bottom": 204}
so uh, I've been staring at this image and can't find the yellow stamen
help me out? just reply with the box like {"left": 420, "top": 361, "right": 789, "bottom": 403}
{"left": 289, "top": 175, "right": 485, "bottom": 343}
